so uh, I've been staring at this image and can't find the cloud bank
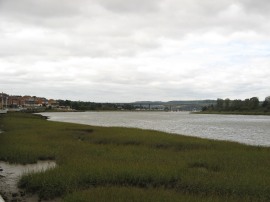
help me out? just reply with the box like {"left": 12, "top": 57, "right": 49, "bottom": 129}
{"left": 0, "top": 0, "right": 270, "bottom": 102}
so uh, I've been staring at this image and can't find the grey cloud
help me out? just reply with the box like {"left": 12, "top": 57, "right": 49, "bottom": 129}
{"left": 97, "top": 0, "right": 162, "bottom": 13}
{"left": 240, "top": 0, "right": 270, "bottom": 15}
{"left": 0, "top": 0, "right": 81, "bottom": 18}
{"left": 1, "top": 0, "right": 269, "bottom": 59}
{"left": 2, "top": 0, "right": 270, "bottom": 35}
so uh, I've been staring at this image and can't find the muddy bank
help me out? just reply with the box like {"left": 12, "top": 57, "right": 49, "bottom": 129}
{"left": 0, "top": 161, "right": 57, "bottom": 202}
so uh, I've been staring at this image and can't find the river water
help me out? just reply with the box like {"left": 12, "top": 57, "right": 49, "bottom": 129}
{"left": 0, "top": 161, "right": 56, "bottom": 202}
{"left": 41, "top": 111, "right": 270, "bottom": 147}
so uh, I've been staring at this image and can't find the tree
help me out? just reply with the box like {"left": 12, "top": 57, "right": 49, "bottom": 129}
{"left": 249, "top": 97, "right": 259, "bottom": 110}
{"left": 224, "top": 98, "right": 230, "bottom": 110}
{"left": 202, "top": 106, "right": 208, "bottom": 111}
{"left": 216, "top": 98, "right": 224, "bottom": 110}
{"left": 243, "top": 99, "right": 250, "bottom": 110}
{"left": 262, "top": 96, "right": 270, "bottom": 110}
{"left": 231, "top": 99, "right": 242, "bottom": 110}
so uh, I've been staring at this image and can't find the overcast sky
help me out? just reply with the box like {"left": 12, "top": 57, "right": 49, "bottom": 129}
{"left": 0, "top": 0, "right": 270, "bottom": 102}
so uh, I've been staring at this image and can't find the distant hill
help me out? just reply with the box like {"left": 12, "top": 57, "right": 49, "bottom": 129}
{"left": 132, "top": 100, "right": 216, "bottom": 105}
{"left": 130, "top": 100, "right": 216, "bottom": 111}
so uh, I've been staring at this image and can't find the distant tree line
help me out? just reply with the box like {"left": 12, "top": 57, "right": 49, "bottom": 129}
{"left": 202, "top": 96, "right": 270, "bottom": 112}
{"left": 57, "top": 100, "right": 136, "bottom": 111}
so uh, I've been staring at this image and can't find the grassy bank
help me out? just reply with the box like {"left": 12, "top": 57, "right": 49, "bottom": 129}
{"left": 0, "top": 113, "right": 270, "bottom": 201}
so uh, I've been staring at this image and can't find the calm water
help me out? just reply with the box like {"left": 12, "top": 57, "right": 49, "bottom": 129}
{"left": 41, "top": 111, "right": 270, "bottom": 146}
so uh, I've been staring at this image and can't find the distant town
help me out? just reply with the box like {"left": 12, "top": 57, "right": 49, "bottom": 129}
{"left": 0, "top": 92, "right": 71, "bottom": 112}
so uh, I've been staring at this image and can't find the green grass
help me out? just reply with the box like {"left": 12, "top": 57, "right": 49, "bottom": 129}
{"left": 1, "top": 112, "right": 270, "bottom": 201}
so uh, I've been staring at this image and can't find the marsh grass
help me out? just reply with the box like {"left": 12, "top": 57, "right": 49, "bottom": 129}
{"left": 62, "top": 187, "right": 257, "bottom": 202}
{"left": 1, "top": 112, "right": 270, "bottom": 201}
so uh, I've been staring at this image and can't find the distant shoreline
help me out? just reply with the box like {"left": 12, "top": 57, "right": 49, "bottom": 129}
{"left": 194, "top": 111, "right": 270, "bottom": 116}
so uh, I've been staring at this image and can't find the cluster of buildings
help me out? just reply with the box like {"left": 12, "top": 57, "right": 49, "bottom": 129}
{"left": 0, "top": 92, "right": 59, "bottom": 109}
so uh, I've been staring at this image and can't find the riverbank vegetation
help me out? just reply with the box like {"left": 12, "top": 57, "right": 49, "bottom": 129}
{"left": 58, "top": 100, "right": 135, "bottom": 111}
{"left": 201, "top": 96, "right": 270, "bottom": 115}
{"left": 1, "top": 113, "right": 270, "bottom": 201}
